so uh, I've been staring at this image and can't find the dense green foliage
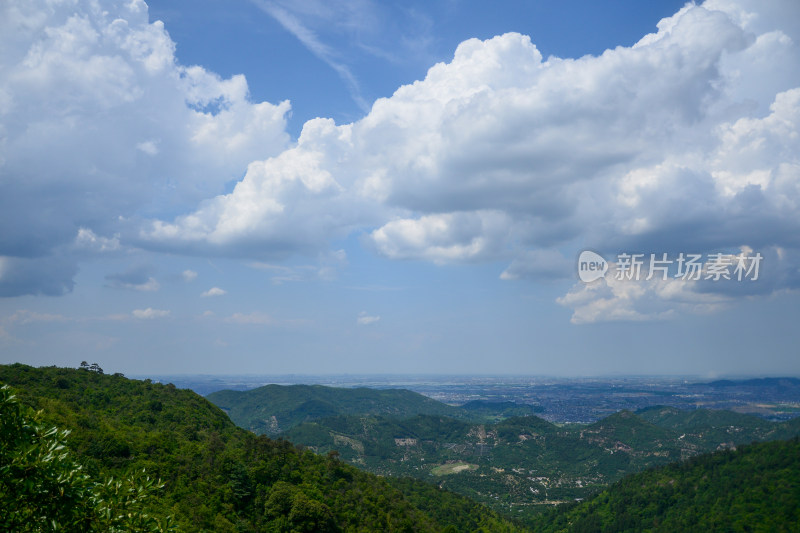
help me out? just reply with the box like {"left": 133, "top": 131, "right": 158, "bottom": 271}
{"left": 385, "top": 477, "right": 521, "bottom": 533}
{"left": 535, "top": 438, "right": 800, "bottom": 532}
{"left": 0, "top": 364, "right": 524, "bottom": 532}
{"left": 0, "top": 385, "right": 175, "bottom": 532}
{"left": 207, "top": 384, "right": 470, "bottom": 435}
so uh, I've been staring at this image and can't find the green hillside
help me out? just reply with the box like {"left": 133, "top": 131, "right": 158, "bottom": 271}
{"left": 636, "top": 405, "right": 786, "bottom": 456}
{"left": 207, "top": 384, "right": 469, "bottom": 434}
{"left": 637, "top": 405, "right": 775, "bottom": 435}
{"left": 460, "top": 401, "right": 544, "bottom": 421}
{"left": 582, "top": 410, "right": 678, "bottom": 451}
{"left": 535, "top": 437, "right": 800, "bottom": 532}
{"left": 278, "top": 405, "right": 800, "bottom": 522}
{"left": 0, "top": 364, "right": 523, "bottom": 532}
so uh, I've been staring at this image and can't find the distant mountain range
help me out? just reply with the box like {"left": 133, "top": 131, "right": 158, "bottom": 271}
{"left": 698, "top": 376, "right": 800, "bottom": 388}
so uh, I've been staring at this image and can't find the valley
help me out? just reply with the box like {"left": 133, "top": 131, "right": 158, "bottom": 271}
{"left": 207, "top": 379, "right": 800, "bottom": 522}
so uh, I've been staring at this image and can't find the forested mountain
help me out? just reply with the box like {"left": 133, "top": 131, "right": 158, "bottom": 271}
{"left": 457, "top": 400, "right": 544, "bottom": 419}
{"left": 636, "top": 404, "right": 776, "bottom": 430}
{"left": 277, "top": 405, "right": 800, "bottom": 521}
{"left": 0, "top": 364, "right": 522, "bottom": 532}
{"left": 535, "top": 437, "right": 800, "bottom": 532}
{"left": 207, "top": 384, "right": 475, "bottom": 435}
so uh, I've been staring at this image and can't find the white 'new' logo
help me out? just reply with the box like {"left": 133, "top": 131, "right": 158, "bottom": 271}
{"left": 577, "top": 250, "right": 608, "bottom": 283}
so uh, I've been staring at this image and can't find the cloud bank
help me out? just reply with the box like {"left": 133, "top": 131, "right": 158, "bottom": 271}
{"left": 0, "top": 0, "right": 290, "bottom": 294}
{"left": 2, "top": 0, "right": 799, "bottom": 323}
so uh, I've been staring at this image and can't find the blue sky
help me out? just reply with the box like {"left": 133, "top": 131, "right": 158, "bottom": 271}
{"left": 1, "top": 0, "right": 800, "bottom": 376}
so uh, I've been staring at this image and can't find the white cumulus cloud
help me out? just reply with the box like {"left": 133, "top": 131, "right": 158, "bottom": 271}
{"left": 142, "top": 1, "right": 800, "bottom": 286}
{"left": 0, "top": 0, "right": 290, "bottom": 295}
{"left": 201, "top": 287, "right": 227, "bottom": 297}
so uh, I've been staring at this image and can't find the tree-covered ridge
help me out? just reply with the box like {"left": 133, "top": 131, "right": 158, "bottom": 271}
{"left": 0, "top": 364, "right": 524, "bottom": 532}
{"left": 206, "top": 384, "right": 470, "bottom": 435}
{"left": 455, "top": 400, "right": 544, "bottom": 420}
{"left": 535, "top": 437, "right": 800, "bottom": 532}
{"left": 636, "top": 405, "right": 776, "bottom": 430}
